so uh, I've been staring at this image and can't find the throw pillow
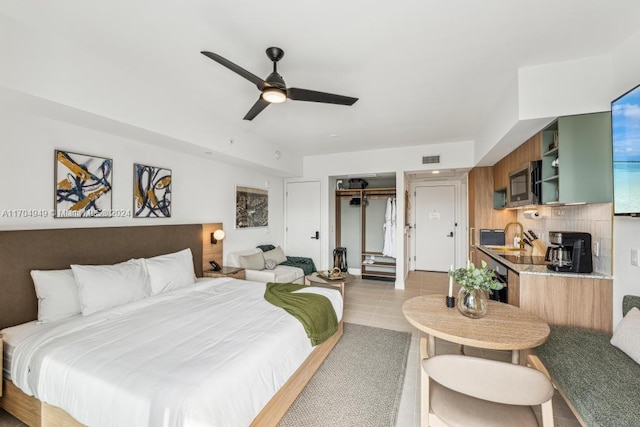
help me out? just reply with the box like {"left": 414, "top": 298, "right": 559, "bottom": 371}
{"left": 263, "top": 246, "right": 287, "bottom": 264}
{"left": 72, "top": 259, "right": 150, "bottom": 316}
{"left": 239, "top": 252, "right": 265, "bottom": 270}
{"left": 31, "top": 269, "right": 82, "bottom": 323}
{"left": 264, "top": 258, "right": 277, "bottom": 270}
{"left": 610, "top": 307, "right": 640, "bottom": 364}
{"left": 144, "top": 248, "right": 196, "bottom": 295}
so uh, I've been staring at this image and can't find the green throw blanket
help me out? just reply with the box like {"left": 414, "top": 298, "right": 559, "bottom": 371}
{"left": 256, "top": 245, "right": 317, "bottom": 275}
{"left": 282, "top": 256, "right": 317, "bottom": 275}
{"left": 264, "top": 282, "right": 338, "bottom": 346}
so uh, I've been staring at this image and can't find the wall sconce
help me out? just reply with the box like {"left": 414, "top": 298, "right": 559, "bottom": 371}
{"left": 211, "top": 229, "right": 225, "bottom": 244}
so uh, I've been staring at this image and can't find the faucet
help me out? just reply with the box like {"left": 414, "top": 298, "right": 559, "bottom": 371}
{"left": 504, "top": 222, "right": 525, "bottom": 249}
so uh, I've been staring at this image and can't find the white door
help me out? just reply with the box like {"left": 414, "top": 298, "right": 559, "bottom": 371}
{"left": 414, "top": 185, "right": 456, "bottom": 271}
{"left": 285, "top": 181, "right": 321, "bottom": 268}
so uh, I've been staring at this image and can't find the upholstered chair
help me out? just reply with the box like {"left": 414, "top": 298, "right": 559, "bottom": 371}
{"left": 421, "top": 354, "right": 554, "bottom": 427}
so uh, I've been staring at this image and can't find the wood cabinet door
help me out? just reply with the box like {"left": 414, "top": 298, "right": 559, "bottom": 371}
{"left": 507, "top": 270, "right": 520, "bottom": 307}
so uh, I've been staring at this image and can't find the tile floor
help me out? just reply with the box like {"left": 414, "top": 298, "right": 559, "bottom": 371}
{"left": 1, "top": 271, "right": 581, "bottom": 427}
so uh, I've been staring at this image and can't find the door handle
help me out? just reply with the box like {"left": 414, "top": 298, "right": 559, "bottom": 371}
{"left": 446, "top": 232, "right": 454, "bottom": 237}
{"left": 310, "top": 231, "right": 319, "bottom": 240}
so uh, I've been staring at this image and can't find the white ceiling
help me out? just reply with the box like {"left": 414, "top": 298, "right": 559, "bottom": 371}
{"left": 2, "top": 1, "right": 640, "bottom": 159}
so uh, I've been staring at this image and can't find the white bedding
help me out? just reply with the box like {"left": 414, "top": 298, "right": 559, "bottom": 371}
{"left": 10, "top": 277, "right": 343, "bottom": 427}
{"left": 2, "top": 320, "right": 47, "bottom": 380}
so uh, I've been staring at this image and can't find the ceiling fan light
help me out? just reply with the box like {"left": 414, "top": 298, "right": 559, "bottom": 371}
{"left": 262, "top": 88, "right": 286, "bottom": 104}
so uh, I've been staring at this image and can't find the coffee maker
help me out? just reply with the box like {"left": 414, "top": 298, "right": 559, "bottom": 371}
{"left": 545, "top": 231, "right": 593, "bottom": 273}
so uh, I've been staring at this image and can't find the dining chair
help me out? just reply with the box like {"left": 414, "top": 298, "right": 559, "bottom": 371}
{"left": 421, "top": 354, "right": 554, "bottom": 427}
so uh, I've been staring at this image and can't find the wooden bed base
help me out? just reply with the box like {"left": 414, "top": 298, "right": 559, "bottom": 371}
{"left": 1, "top": 322, "right": 343, "bottom": 427}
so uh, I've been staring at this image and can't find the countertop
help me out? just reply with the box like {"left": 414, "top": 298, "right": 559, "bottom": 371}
{"left": 476, "top": 245, "right": 612, "bottom": 279}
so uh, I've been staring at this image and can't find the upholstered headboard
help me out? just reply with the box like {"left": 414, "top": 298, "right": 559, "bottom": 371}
{"left": 0, "top": 223, "right": 222, "bottom": 330}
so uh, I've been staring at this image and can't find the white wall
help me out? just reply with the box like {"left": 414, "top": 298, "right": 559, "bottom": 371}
{"left": 0, "top": 92, "right": 285, "bottom": 260}
{"left": 0, "top": 13, "right": 302, "bottom": 177}
{"left": 301, "top": 140, "right": 475, "bottom": 288}
{"left": 303, "top": 141, "right": 475, "bottom": 178}
{"left": 518, "top": 55, "right": 613, "bottom": 119}
{"left": 611, "top": 28, "right": 640, "bottom": 326}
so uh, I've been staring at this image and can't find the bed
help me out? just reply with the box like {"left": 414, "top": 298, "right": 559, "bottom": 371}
{"left": 0, "top": 223, "right": 343, "bottom": 426}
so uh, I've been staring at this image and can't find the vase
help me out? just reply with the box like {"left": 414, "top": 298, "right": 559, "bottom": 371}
{"left": 456, "top": 287, "right": 488, "bottom": 318}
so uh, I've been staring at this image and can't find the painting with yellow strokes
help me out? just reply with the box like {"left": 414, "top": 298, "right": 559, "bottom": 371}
{"left": 54, "top": 150, "right": 113, "bottom": 218}
{"left": 133, "top": 163, "right": 172, "bottom": 218}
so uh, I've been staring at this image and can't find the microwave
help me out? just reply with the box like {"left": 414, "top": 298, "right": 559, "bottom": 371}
{"left": 508, "top": 160, "right": 542, "bottom": 207}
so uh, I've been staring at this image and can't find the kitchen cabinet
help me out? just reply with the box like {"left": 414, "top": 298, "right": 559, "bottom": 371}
{"left": 476, "top": 246, "right": 613, "bottom": 333}
{"left": 468, "top": 167, "right": 514, "bottom": 260}
{"left": 518, "top": 274, "right": 613, "bottom": 333}
{"left": 472, "top": 246, "right": 493, "bottom": 268}
{"left": 507, "top": 270, "right": 520, "bottom": 307}
{"left": 541, "top": 112, "right": 613, "bottom": 204}
{"left": 493, "top": 132, "right": 542, "bottom": 208}
{"left": 493, "top": 132, "right": 542, "bottom": 191}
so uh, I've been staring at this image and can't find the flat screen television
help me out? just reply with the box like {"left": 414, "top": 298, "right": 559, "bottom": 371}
{"left": 612, "top": 83, "right": 640, "bottom": 216}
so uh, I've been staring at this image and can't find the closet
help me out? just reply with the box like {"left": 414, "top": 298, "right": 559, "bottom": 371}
{"left": 335, "top": 188, "right": 397, "bottom": 281}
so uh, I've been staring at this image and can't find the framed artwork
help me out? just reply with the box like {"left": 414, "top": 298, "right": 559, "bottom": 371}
{"left": 133, "top": 163, "right": 172, "bottom": 218}
{"left": 54, "top": 150, "right": 113, "bottom": 218}
{"left": 235, "top": 186, "right": 268, "bottom": 228}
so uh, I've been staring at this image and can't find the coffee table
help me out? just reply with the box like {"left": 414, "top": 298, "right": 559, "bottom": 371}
{"left": 304, "top": 272, "right": 353, "bottom": 298}
{"left": 402, "top": 294, "right": 550, "bottom": 364}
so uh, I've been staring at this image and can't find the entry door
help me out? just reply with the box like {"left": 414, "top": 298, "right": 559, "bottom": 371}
{"left": 285, "top": 181, "right": 321, "bottom": 268}
{"left": 414, "top": 185, "right": 456, "bottom": 271}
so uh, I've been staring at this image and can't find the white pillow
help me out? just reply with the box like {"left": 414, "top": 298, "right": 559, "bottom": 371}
{"left": 610, "top": 307, "right": 640, "bottom": 364}
{"left": 239, "top": 251, "right": 265, "bottom": 270}
{"left": 263, "top": 246, "right": 287, "bottom": 264}
{"left": 144, "top": 248, "right": 196, "bottom": 295}
{"left": 31, "top": 269, "right": 81, "bottom": 323}
{"left": 72, "top": 259, "right": 150, "bottom": 315}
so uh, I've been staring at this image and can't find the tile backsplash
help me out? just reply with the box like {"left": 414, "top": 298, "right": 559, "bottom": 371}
{"left": 517, "top": 203, "right": 612, "bottom": 275}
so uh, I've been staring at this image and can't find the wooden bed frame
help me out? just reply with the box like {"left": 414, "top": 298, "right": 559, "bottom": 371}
{"left": 0, "top": 223, "right": 342, "bottom": 426}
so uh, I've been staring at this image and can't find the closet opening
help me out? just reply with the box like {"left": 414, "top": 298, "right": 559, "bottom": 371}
{"left": 333, "top": 173, "right": 397, "bottom": 281}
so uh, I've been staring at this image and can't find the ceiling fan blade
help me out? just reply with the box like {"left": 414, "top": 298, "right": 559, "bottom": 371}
{"left": 286, "top": 88, "right": 358, "bottom": 106}
{"left": 243, "top": 97, "right": 270, "bottom": 121}
{"left": 201, "top": 51, "right": 266, "bottom": 91}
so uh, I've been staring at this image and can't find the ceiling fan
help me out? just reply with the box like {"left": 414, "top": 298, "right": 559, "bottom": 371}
{"left": 200, "top": 47, "right": 358, "bottom": 121}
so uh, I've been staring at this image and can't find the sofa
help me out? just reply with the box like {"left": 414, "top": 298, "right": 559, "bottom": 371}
{"left": 528, "top": 295, "right": 640, "bottom": 427}
{"left": 227, "top": 247, "right": 305, "bottom": 284}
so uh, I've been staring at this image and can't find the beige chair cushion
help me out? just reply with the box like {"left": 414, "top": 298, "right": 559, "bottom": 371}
{"left": 423, "top": 355, "right": 554, "bottom": 405}
{"left": 430, "top": 381, "right": 539, "bottom": 427}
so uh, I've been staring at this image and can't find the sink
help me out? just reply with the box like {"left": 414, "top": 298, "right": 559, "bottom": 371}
{"left": 484, "top": 245, "right": 525, "bottom": 253}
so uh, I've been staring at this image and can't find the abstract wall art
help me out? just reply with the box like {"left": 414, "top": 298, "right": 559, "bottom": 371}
{"left": 133, "top": 163, "right": 172, "bottom": 218}
{"left": 55, "top": 150, "right": 113, "bottom": 218}
{"left": 235, "top": 186, "right": 268, "bottom": 228}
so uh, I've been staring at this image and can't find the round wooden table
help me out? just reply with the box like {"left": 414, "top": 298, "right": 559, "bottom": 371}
{"left": 305, "top": 272, "right": 353, "bottom": 298}
{"left": 402, "top": 294, "right": 550, "bottom": 364}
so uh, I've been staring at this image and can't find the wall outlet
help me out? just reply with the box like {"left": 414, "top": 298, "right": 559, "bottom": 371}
{"left": 593, "top": 241, "right": 600, "bottom": 257}
{"left": 632, "top": 249, "right": 639, "bottom": 267}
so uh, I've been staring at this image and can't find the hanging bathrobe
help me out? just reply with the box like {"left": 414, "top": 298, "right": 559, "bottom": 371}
{"left": 382, "top": 197, "right": 396, "bottom": 258}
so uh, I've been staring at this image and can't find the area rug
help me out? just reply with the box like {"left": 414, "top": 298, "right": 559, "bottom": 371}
{"left": 279, "top": 323, "right": 412, "bottom": 427}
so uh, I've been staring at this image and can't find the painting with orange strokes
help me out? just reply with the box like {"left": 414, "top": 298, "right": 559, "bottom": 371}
{"left": 133, "top": 163, "right": 172, "bottom": 218}
{"left": 54, "top": 150, "right": 113, "bottom": 218}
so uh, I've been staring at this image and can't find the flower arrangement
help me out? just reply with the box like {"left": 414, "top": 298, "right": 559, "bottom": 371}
{"left": 449, "top": 261, "right": 503, "bottom": 293}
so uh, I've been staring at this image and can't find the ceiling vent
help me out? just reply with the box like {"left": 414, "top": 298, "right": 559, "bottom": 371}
{"left": 422, "top": 155, "right": 440, "bottom": 164}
